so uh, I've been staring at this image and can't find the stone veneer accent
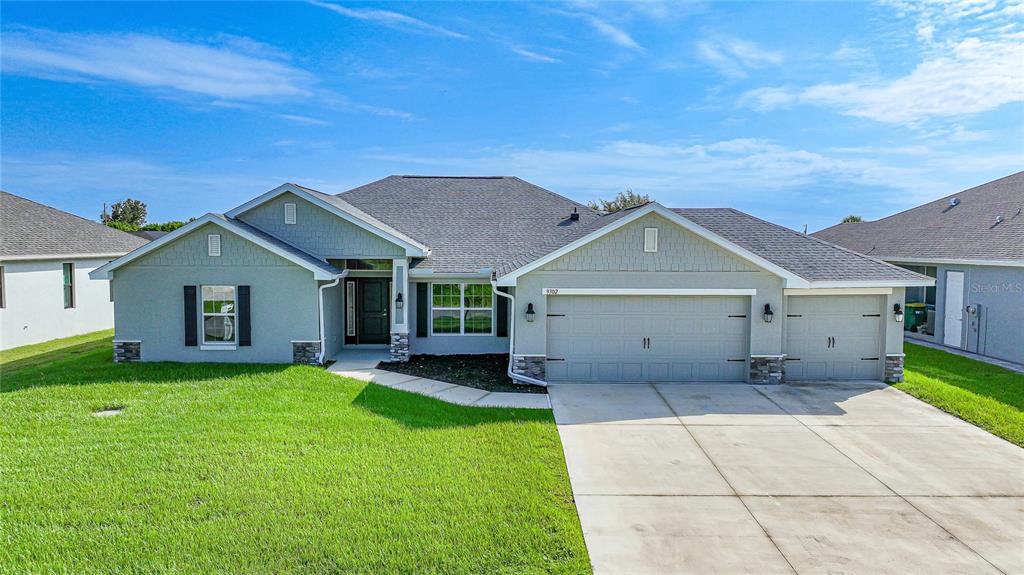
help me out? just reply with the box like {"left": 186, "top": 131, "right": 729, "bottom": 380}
{"left": 750, "top": 354, "right": 785, "bottom": 385}
{"left": 113, "top": 340, "right": 141, "bottom": 363}
{"left": 884, "top": 354, "right": 905, "bottom": 383}
{"left": 291, "top": 340, "right": 321, "bottom": 365}
{"left": 512, "top": 354, "right": 546, "bottom": 382}
{"left": 389, "top": 332, "right": 410, "bottom": 362}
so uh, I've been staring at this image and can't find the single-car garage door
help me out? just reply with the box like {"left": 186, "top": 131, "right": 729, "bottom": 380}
{"left": 546, "top": 295, "right": 750, "bottom": 383}
{"left": 785, "top": 295, "right": 883, "bottom": 381}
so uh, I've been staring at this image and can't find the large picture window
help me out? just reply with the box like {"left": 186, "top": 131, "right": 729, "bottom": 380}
{"left": 431, "top": 283, "right": 493, "bottom": 335}
{"left": 202, "top": 285, "right": 236, "bottom": 344}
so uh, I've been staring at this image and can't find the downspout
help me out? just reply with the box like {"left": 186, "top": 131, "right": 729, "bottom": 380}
{"left": 317, "top": 271, "right": 347, "bottom": 365}
{"left": 491, "top": 273, "right": 547, "bottom": 388}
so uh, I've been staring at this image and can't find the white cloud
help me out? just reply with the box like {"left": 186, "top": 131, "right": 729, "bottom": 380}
{"left": 278, "top": 114, "right": 331, "bottom": 126}
{"left": 309, "top": 1, "right": 468, "bottom": 39}
{"left": 506, "top": 44, "right": 561, "bottom": 63}
{"left": 696, "top": 37, "right": 783, "bottom": 79}
{"left": 583, "top": 14, "right": 642, "bottom": 49}
{"left": 738, "top": 87, "right": 797, "bottom": 112}
{"left": 1, "top": 28, "right": 312, "bottom": 101}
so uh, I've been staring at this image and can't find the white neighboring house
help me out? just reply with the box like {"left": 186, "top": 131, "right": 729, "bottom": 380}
{"left": 0, "top": 191, "right": 148, "bottom": 350}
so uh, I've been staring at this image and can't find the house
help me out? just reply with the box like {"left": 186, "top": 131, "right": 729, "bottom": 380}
{"left": 129, "top": 230, "right": 170, "bottom": 241}
{"left": 0, "top": 191, "right": 148, "bottom": 350}
{"left": 91, "top": 177, "right": 932, "bottom": 384}
{"left": 814, "top": 172, "right": 1024, "bottom": 366}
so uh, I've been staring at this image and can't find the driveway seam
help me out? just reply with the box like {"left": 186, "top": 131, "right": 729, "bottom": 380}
{"left": 649, "top": 384, "right": 799, "bottom": 575}
{"left": 750, "top": 384, "right": 1008, "bottom": 575}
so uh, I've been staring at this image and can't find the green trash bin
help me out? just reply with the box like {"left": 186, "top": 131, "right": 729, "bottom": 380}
{"left": 906, "top": 303, "right": 927, "bottom": 331}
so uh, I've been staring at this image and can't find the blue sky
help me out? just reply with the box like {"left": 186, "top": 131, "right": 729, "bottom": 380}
{"left": 2, "top": 1, "right": 1022, "bottom": 231}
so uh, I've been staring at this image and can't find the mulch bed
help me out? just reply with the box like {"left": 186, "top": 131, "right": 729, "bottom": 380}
{"left": 378, "top": 354, "right": 546, "bottom": 394}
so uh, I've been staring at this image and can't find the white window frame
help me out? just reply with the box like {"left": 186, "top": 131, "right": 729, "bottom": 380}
{"left": 284, "top": 202, "right": 297, "bottom": 225}
{"left": 62, "top": 262, "right": 75, "bottom": 309}
{"left": 429, "top": 282, "right": 495, "bottom": 336}
{"left": 644, "top": 227, "right": 659, "bottom": 253}
{"left": 200, "top": 285, "right": 237, "bottom": 349}
{"left": 208, "top": 234, "right": 222, "bottom": 257}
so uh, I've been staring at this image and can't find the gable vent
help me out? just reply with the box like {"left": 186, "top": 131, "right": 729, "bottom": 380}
{"left": 208, "top": 234, "right": 221, "bottom": 257}
{"left": 644, "top": 227, "right": 659, "bottom": 253}
{"left": 284, "top": 202, "right": 297, "bottom": 225}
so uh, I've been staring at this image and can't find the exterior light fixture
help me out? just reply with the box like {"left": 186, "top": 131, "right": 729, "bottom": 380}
{"left": 525, "top": 303, "right": 536, "bottom": 323}
{"left": 893, "top": 303, "right": 904, "bottom": 323}
{"left": 395, "top": 292, "right": 404, "bottom": 310}
{"left": 762, "top": 303, "right": 774, "bottom": 323}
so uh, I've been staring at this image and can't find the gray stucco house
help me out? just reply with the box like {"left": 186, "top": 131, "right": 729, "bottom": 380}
{"left": 92, "top": 176, "right": 932, "bottom": 384}
{"left": 815, "top": 172, "right": 1023, "bottom": 366}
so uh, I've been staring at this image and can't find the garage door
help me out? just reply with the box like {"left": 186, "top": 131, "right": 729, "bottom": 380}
{"left": 785, "top": 295, "right": 883, "bottom": 381}
{"left": 546, "top": 295, "right": 750, "bottom": 383}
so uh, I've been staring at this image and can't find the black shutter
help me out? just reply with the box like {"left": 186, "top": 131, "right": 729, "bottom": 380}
{"left": 496, "top": 287, "right": 509, "bottom": 338}
{"left": 237, "top": 285, "right": 251, "bottom": 346}
{"left": 184, "top": 285, "right": 198, "bottom": 346}
{"left": 416, "top": 282, "right": 429, "bottom": 338}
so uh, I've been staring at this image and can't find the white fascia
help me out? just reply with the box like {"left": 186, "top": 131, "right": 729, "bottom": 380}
{"left": 89, "top": 213, "right": 339, "bottom": 281}
{"left": 885, "top": 257, "right": 1024, "bottom": 268}
{"left": 1, "top": 252, "right": 129, "bottom": 262}
{"left": 224, "top": 183, "right": 428, "bottom": 257}
{"left": 494, "top": 203, "right": 809, "bottom": 288}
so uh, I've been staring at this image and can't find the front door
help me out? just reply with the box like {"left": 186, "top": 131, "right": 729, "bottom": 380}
{"left": 944, "top": 271, "right": 965, "bottom": 348}
{"left": 357, "top": 278, "right": 390, "bottom": 344}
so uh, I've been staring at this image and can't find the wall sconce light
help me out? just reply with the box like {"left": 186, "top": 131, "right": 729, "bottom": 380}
{"left": 525, "top": 303, "right": 536, "bottom": 322}
{"left": 893, "top": 303, "right": 903, "bottom": 322}
{"left": 395, "top": 292, "right": 404, "bottom": 310}
{"left": 762, "top": 303, "right": 774, "bottom": 323}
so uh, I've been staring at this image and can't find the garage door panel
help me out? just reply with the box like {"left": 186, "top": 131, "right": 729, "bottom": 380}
{"left": 786, "top": 295, "right": 882, "bottom": 382}
{"left": 546, "top": 295, "right": 750, "bottom": 383}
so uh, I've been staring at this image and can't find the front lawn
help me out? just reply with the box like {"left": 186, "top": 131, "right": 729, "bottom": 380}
{"left": 898, "top": 343, "right": 1024, "bottom": 446}
{"left": 0, "top": 332, "right": 589, "bottom": 574}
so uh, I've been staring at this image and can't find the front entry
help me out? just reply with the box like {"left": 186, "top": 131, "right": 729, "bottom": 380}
{"left": 348, "top": 278, "right": 391, "bottom": 344}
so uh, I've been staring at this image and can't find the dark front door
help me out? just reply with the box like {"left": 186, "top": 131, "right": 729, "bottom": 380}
{"left": 357, "top": 278, "right": 390, "bottom": 344}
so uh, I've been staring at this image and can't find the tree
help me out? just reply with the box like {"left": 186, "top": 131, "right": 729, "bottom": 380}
{"left": 841, "top": 215, "right": 863, "bottom": 223}
{"left": 102, "top": 199, "right": 147, "bottom": 227}
{"left": 587, "top": 188, "right": 650, "bottom": 213}
{"left": 140, "top": 219, "right": 193, "bottom": 232}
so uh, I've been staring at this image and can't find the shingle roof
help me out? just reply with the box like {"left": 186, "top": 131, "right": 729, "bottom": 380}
{"left": 674, "top": 209, "right": 924, "bottom": 282}
{"left": 1, "top": 191, "right": 147, "bottom": 258}
{"left": 128, "top": 230, "right": 169, "bottom": 241}
{"left": 336, "top": 176, "right": 925, "bottom": 283}
{"left": 813, "top": 171, "right": 1024, "bottom": 262}
{"left": 338, "top": 176, "right": 605, "bottom": 274}
{"left": 211, "top": 214, "right": 344, "bottom": 277}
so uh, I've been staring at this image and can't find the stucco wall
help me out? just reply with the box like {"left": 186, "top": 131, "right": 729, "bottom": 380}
{"left": 111, "top": 223, "right": 319, "bottom": 362}
{"left": 1, "top": 257, "right": 115, "bottom": 350}
{"left": 931, "top": 263, "right": 1023, "bottom": 364}
{"left": 543, "top": 213, "right": 757, "bottom": 273}
{"left": 237, "top": 192, "right": 404, "bottom": 260}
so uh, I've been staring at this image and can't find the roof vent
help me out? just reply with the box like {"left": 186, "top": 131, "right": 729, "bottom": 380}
{"left": 949, "top": 197, "right": 960, "bottom": 207}
{"left": 995, "top": 215, "right": 1004, "bottom": 225}
{"left": 569, "top": 207, "right": 580, "bottom": 221}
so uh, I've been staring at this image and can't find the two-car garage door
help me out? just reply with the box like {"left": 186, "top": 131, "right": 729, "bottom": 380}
{"left": 546, "top": 295, "right": 750, "bottom": 383}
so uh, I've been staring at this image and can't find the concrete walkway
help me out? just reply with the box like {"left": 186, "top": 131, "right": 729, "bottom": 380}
{"left": 326, "top": 351, "right": 550, "bottom": 409}
{"left": 550, "top": 382, "right": 1024, "bottom": 575}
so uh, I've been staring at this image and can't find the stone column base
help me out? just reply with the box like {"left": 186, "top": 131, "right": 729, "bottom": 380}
{"left": 113, "top": 340, "right": 141, "bottom": 363}
{"left": 291, "top": 340, "right": 321, "bottom": 365}
{"left": 885, "top": 354, "right": 905, "bottom": 383}
{"left": 390, "top": 332, "right": 410, "bottom": 362}
{"left": 512, "top": 354, "right": 546, "bottom": 382}
{"left": 750, "top": 354, "right": 785, "bottom": 384}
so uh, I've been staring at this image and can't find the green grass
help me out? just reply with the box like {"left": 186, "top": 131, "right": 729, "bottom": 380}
{"left": 897, "top": 343, "right": 1024, "bottom": 446}
{"left": 0, "top": 332, "right": 589, "bottom": 574}
{"left": 0, "top": 329, "right": 114, "bottom": 371}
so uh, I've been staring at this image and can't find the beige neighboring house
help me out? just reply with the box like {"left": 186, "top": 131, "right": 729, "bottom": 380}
{"left": 0, "top": 191, "right": 147, "bottom": 350}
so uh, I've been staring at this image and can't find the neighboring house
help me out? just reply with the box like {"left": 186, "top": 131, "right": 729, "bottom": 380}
{"left": 129, "top": 230, "right": 170, "bottom": 241}
{"left": 92, "top": 177, "right": 931, "bottom": 384}
{"left": 0, "top": 191, "right": 148, "bottom": 350}
{"left": 815, "top": 172, "right": 1024, "bottom": 366}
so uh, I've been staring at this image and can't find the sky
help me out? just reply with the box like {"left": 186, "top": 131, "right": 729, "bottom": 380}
{"left": 1, "top": 1, "right": 1022, "bottom": 232}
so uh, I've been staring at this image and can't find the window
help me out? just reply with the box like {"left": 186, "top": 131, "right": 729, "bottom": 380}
{"left": 644, "top": 227, "right": 659, "bottom": 252}
{"left": 343, "top": 259, "right": 393, "bottom": 270}
{"left": 284, "top": 202, "right": 297, "bottom": 225}
{"left": 431, "top": 283, "right": 493, "bottom": 335}
{"left": 346, "top": 281, "right": 356, "bottom": 337}
{"left": 62, "top": 263, "right": 75, "bottom": 308}
{"left": 201, "top": 285, "right": 236, "bottom": 345}
{"left": 208, "top": 234, "right": 221, "bottom": 257}
{"left": 0, "top": 265, "right": 5, "bottom": 308}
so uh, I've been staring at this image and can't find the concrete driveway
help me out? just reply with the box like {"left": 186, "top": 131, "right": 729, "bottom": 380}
{"left": 549, "top": 382, "right": 1024, "bottom": 575}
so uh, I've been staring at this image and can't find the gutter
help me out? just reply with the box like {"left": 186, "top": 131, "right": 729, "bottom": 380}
{"left": 490, "top": 272, "right": 547, "bottom": 388}
{"left": 317, "top": 271, "right": 348, "bottom": 365}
